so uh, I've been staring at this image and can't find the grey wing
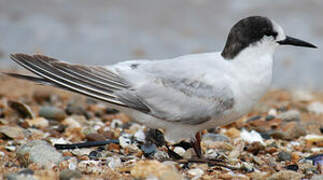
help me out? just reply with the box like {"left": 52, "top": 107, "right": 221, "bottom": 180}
{"left": 130, "top": 76, "right": 235, "bottom": 125}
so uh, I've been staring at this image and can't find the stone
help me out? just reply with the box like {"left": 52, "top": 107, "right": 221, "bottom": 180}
{"left": 85, "top": 133, "right": 106, "bottom": 141}
{"left": 284, "top": 164, "right": 298, "bottom": 171}
{"left": 0, "top": 126, "right": 24, "bottom": 139}
{"left": 187, "top": 168, "right": 204, "bottom": 179}
{"left": 291, "top": 90, "right": 314, "bottom": 102}
{"left": 240, "top": 129, "right": 264, "bottom": 144}
{"left": 202, "top": 133, "right": 230, "bottom": 142}
{"left": 8, "top": 100, "right": 34, "bottom": 119}
{"left": 173, "top": 146, "right": 186, "bottom": 157}
{"left": 140, "top": 143, "right": 157, "bottom": 157}
{"left": 277, "top": 110, "right": 300, "bottom": 122}
{"left": 26, "top": 117, "right": 49, "bottom": 128}
{"left": 307, "top": 102, "right": 323, "bottom": 115}
{"left": 16, "top": 140, "right": 63, "bottom": 167}
{"left": 153, "top": 150, "right": 170, "bottom": 161}
{"left": 278, "top": 151, "right": 292, "bottom": 162}
{"left": 106, "top": 156, "right": 122, "bottom": 169}
{"left": 131, "top": 160, "right": 182, "bottom": 180}
{"left": 311, "top": 175, "right": 323, "bottom": 180}
{"left": 39, "top": 106, "right": 66, "bottom": 121}
{"left": 266, "top": 170, "right": 303, "bottom": 180}
{"left": 59, "top": 169, "right": 82, "bottom": 180}
{"left": 225, "top": 127, "right": 240, "bottom": 138}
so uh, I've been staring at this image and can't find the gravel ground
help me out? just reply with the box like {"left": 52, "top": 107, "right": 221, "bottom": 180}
{"left": 0, "top": 74, "right": 322, "bottom": 179}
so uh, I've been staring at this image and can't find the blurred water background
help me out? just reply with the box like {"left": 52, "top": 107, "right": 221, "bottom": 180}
{"left": 0, "top": 0, "right": 322, "bottom": 89}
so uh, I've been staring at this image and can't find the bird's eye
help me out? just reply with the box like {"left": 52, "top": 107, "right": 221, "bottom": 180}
{"left": 264, "top": 31, "right": 278, "bottom": 38}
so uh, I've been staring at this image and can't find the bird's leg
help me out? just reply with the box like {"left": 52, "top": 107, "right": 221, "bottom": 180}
{"left": 191, "top": 132, "right": 202, "bottom": 158}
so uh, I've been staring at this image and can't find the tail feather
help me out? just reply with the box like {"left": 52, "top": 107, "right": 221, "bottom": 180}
{"left": 9, "top": 53, "right": 129, "bottom": 107}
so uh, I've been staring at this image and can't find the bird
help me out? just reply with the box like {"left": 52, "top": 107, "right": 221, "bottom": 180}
{"left": 5, "top": 16, "right": 317, "bottom": 158}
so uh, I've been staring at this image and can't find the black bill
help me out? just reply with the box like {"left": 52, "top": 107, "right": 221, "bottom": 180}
{"left": 278, "top": 36, "right": 317, "bottom": 48}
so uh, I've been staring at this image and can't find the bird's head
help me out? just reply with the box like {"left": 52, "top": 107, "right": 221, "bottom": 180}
{"left": 221, "top": 16, "right": 317, "bottom": 60}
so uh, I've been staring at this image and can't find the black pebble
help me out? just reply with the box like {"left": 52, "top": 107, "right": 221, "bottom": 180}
{"left": 284, "top": 164, "right": 298, "bottom": 171}
{"left": 88, "top": 151, "right": 102, "bottom": 160}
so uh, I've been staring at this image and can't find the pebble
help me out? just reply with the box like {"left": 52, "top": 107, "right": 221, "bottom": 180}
{"left": 39, "top": 106, "right": 66, "bottom": 121}
{"left": 32, "top": 89, "right": 52, "bottom": 103}
{"left": 284, "top": 164, "right": 299, "bottom": 171}
{"left": 106, "top": 156, "right": 122, "bottom": 169}
{"left": 187, "top": 168, "right": 204, "bottom": 179}
{"left": 277, "top": 110, "right": 300, "bottom": 122}
{"left": 134, "top": 129, "right": 146, "bottom": 142}
{"left": 305, "top": 134, "right": 323, "bottom": 144}
{"left": 62, "top": 116, "right": 82, "bottom": 128}
{"left": 278, "top": 151, "right": 292, "bottom": 162}
{"left": 131, "top": 160, "right": 182, "bottom": 180}
{"left": 266, "top": 170, "right": 303, "bottom": 180}
{"left": 292, "top": 90, "right": 314, "bottom": 102}
{"left": 311, "top": 175, "right": 323, "bottom": 180}
{"left": 173, "top": 146, "right": 186, "bottom": 157}
{"left": 88, "top": 151, "right": 102, "bottom": 160}
{"left": 0, "top": 126, "right": 25, "bottom": 139}
{"left": 153, "top": 150, "right": 170, "bottom": 161}
{"left": 225, "top": 127, "right": 241, "bottom": 138}
{"left": 240, "top": 129, "right": 264, "bottom": 144}
{"left": 65, "top": 104, "right": 86, "bottom": 116}
{"left": 307, "top": 102, "right": 323, "bottom": 115}
{"left": 16, "top": 140, "right": 63, "bottom": 167}
{"left": 8, "top": 100, "right": 34, "bottom": 119}
{"left": 202, "top": 133, "right": 230, "bottom": 142}
{"left": 4, "top": 173, "right": 37, "bottom": 180}
{"left": 140, "top": 143, "right": 157, "bottom": 157}
{"left": 85, "top": 133, "right": 106, "bottom": 141}
{"left": 59, "top": 169, "right": 82, "bottom": 180}
{"left": 111, "top": 119, "right": 123, "bottom": 129}
{"left": 18, "top": 168, "right": 34, "bottom": 175}
{"left": 26, "top": 117, "right": 49, "bottom": 128}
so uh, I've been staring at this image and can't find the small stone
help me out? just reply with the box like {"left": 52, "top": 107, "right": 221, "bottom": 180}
{"left": 278, "top": 151, "right": 292, "bottom": 162}
{"left": 26, "top": 117, "right": 49, "bottom": 128}
{"left": 59, "top": 169, "right": 82, "bottom": 180}
{"left": 266, "top": 170, "right": 303, "bottom": 180}
{"left": 65, "top": 104, "right": 86, "bottom": 116}
{"left": 187, "top": 168, "right": 204, "bottom": 179}
{"left": 265, "top": 115, "right": 275, "bottom": 121}
{"left": 16, "top": 140, "right": 63, "bottom": 167}
{"left": 88, "top": 151, "right": 102, "bottom": 160}
{"left": 119, "top": 134, "right": 132, "bottom": 149}
{"left": 134, "top": 129, "right": 146, "bottom": 142}
{"left": 240, "top": 162, "right": 254, "bottom": 173}
{"left": 252, "top": 156, "right": 264, "bottom": 166}
{"left": 173, "top": 146, "right": 185, "bottom": 157}
{"left": 111, "top": 119, "right": 123, "bottom": 129}
{"left": 140, "top": 143, "right": 157, "bottom": 157}
{"left": 62, "top": 116, "right": 82, "bottom": 128}
{"left": 5, "top": 145, "right": 16, "bottom": 152}
{"left": 292, "top": 90, "right": 314, "bottom": 102}
{"left": 225, "top": 127, "right": 240, "bottom": 138}
{"left": 8, "top": 100, "right": 34, "bottom": 119}
{"left": 18, "top": 168, "right": 34, "bottom": 175}
{"left": 0, "top": 126, "right": 24, "bottom": 139}
{"left": 311, "top": 175, "right": 323, "bottom": 180}
{"left": 106, "top": 156, "right": 122, "bottom": 169}
{"left": 245, "top": 142, "right": 265, "bottom": 155}
{"left": 307, "top": 102, "right": 323, "bottom": 115}
{"left": 284, "top": 164, "right": 299, "bottom": 171}
{"left": 277, "top": 110, "right": 300, "bottom": 122}
{"left": 131, "top": 160, "right": 182, "bottom": 180}
{"left": 240, "top": 129, "right": 264, "bottom": 144}
{"left": 39, "top": 106, "right": 66, "bottom": 121}
{"left": 85, "top": 133, "right": 106, "bottom": 141}
{"left": 305, "top": 134, "right": 323, "bottom": 144}
{"left": 320, "top": 126, "right": 323, "bottom": 134}
{"left": 202, "top": 133, "right": 230, "bottom": 142}
{"left": 153, "top": 150, "right": 170, "bottom": 161}
{"left": 4, "top": 173, "right": 37, "bottom": 180}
